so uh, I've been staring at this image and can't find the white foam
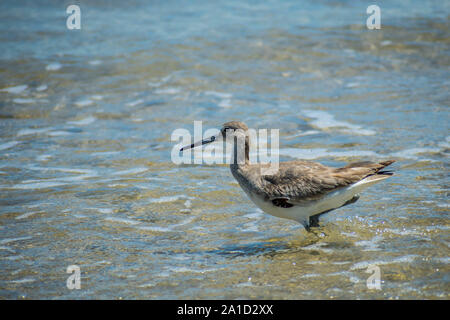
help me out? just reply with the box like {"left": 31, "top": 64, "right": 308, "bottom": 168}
{"left": 204, "top": 91, "right": 233, "bottom": 99}
{"left": 10, "top": 278, "right": 36, "bottom": 284}
{"left": 17, "top": 127, "right": 51, "bottom": 136}
{"left": 27, "top": 203, "right": 48, "bottom": 208}
{"left": 240, "top": 222, "right": 259, "bottom": 232}
{"left": 91, "top": 260, "right": 112, "bottom": 266}
{"left": 91, "top": 151, "right": 119, "bottom": 157}
{"left": 149, "top": 195, "right": 193, "bottom": 203}
{"left": 301, "top": 273, "right": 321, "bottom": 278}
{"left": 27, "top": 165, "right": 95, "bottom": 174}
{"left": 154, "top": 87, "right": 180, "bottom": 95}
{"left": 138, "top": 282, "right": 156, "bottom": 288}
{"left": 167, "top": 266, "right": 219, "bottom": 274}
{"left": 15, "top": 212, "right": 39, "bottom": 220}
{"left": 303, "top": 242, "right": 333, "bottom": 253}
{"left": 138, "top": 226, "right": 172, "bottom": 232}
{"left": 11, "top": 181, "right": 66, "bottom": 189}
{"left": 48, "top": 130, "right": 72, "bottom": 136}
{"left": 303, "top": 110, "right": 376, "bottom": 135}
{"left": 332, "top": 261, "right": 351, "bottom": 265}
{"left": 13, "top": 98, "right": 34, "bottom": 104}
{"left": 354, "top": 236, "right": 383, "bottom": 251}
{"left": 91, "top": 95, "right": 103, "bottom": 100}
{"left": 125, "top": 99, "right": 144, "bottom": 107}
{"left": 148, "top": 81, "right": 162, "bottom": 87}
{"left": 306, "top": 260, "right": 323, "bottom": 265}
{"left": 284, "top": 130, "right": 321, "bottom": 139}
{"left": 350, "top": 255, "right": 419, "bottom": 270}
{"left": 139, "top": 216, "right": 195, "bottom": 232}
{"left": 97, "top": 208, "right": 113, "bottom": 214}
{"left": 0, "top": 236, "right": 32, "bottom": 244}
{"left": 36, "top": 84, "right": 48, "bottom": 92}
{"left": 104, "top": 216, "right": 139, "bottom": 225}
{"left": 113, "top": 167, "right": 147, "bottom": 176}
{"left": 67, "top": 116, "right": 96, "bottom": 126}
{"left": 88, "top": 60, "right": 102, "bottom": 65}
{"left": 341, "top": 232, "right": 358, "bottom": 237}
{"left": 173, "top": 216, "right": 195, "bottom": 227}
{"left": 161, "top": 74, "right": 173, "bottom": 83}
{"left": 345, "top": 82, "right": 360, "bottom": 88}
{"left": 218, "top": 99, "right": 232, "bottom": 108}
{"left": 108, "top": 183, "right": 126, "bottom": 187}
{"left": 5, "top": 255, "right": 23, "bottom": 260}
{"left": 46, "top": 62, "right": 62, "bottom": 71}
{"left": 147, "top": 177, "right": 166, "bottom": 181}
{"left": 0, "top": 141, "right": 20, "bottom": 151}
{"left": 243, "top": 212, "right": 264, "bottom": 220}
{"left": 433, "top": 257, "right": 450, "bottom": 264}
{"left": 56, "top": 172, "right": 98, "bottom": 182}
{"left": 75, "top": 99, "right": 94, "bottom": 107}
{"left": 384, "top": 228, "right": 423, "bottom": 236}
{"left": 0, "top": 84, "right": 28, "bottom": 94}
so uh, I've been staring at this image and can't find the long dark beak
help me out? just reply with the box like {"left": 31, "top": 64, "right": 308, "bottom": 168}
{"left": 180, "top": 135, "right": 217, "bottom": 152}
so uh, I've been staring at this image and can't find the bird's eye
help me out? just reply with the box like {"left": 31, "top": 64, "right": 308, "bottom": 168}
{"left": 211, "top": 136, "right": 215, "bottom": 141}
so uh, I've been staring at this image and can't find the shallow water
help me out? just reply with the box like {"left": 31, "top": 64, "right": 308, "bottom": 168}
{"left": 0, "top": 0, "right": 449, "bottom": 299}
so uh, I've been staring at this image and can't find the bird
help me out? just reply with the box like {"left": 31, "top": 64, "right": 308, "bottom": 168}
{"left": 180, "top": 121, "right": 395, "bottom": 231}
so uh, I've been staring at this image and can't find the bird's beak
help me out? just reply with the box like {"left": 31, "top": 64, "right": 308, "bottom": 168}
{"left": 180, "top": 134, "right": 219, "bottom": 152}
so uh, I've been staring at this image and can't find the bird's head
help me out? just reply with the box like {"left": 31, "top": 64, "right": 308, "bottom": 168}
{"left": 180, "top": 121, "right": 249, "bottom": 152}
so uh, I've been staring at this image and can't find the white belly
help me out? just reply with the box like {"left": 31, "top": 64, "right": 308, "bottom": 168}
{"left": 239, "top": 176, "right": 384, "bottom": 226}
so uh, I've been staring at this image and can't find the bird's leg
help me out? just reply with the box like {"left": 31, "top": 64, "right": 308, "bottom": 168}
{"left": 343, "top": 194, "right": 360, "bottom": 206}
{"left": 303, "top": 195, "right": 361, "bottom": 232}
{"left": 309, "top": 215, "right": 321, "bottom": 228}
{"left": 302, "top": 219, "right": 318, "bottom": 233}
{"left": 302, "top": 216, "right": 328, "bottom": 238}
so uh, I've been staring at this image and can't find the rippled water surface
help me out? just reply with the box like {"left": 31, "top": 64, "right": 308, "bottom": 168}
{"left": 0, "top": 0, "right": 449, "bottom": 299}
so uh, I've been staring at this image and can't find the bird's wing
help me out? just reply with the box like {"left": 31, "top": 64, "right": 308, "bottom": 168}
{"left": 261, "top": 160, "right": 395, "bottom": 204}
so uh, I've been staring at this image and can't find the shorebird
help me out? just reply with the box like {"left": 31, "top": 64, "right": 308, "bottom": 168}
{"left": 180, "top": 121, "right": 395, "bottom": 231}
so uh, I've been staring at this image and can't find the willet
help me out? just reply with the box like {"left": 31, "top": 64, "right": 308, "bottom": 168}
{"left": 180, "top": 121, "right": 395, "bottom": 231}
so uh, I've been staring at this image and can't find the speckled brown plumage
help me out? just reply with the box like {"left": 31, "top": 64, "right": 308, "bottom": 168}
{"left": 231, "top": 159, "right": 395, "bottom": 204}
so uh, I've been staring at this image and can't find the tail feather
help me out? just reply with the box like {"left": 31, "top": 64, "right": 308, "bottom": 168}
{"left": 334, "top": 159, "right": 396, "bottom": 182}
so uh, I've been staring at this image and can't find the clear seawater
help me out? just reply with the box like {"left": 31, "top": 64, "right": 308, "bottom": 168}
{"left": 0, "top": 0, "right": 448, "bottom": 299}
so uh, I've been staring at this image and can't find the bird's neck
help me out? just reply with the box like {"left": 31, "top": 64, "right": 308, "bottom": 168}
{"left": 230, "top": 139, "right": 250, "bottom": 168}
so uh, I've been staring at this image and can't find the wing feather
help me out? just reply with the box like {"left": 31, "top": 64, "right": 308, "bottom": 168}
{"left": 260, "top": 160, "right": 395, "bottom": 203}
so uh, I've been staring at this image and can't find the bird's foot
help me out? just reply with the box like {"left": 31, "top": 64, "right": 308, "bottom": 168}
{"left": 303, "top": 216, "right": 328, "bottom": 237}
{"left": 309, "top": 215, "right": 321, "bottom": 228}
